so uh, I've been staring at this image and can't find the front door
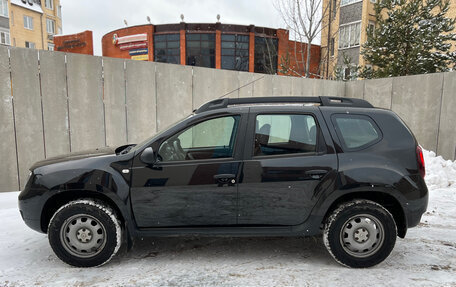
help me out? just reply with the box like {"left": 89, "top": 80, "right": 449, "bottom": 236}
{"left": 238, "top": 107, "right": 337, "bottom": 226}
{"left": 130, "top": 114, "right": 244, "bottom": 228}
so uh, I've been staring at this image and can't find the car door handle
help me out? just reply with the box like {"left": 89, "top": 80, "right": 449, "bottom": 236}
{"left": 305, "top": 169, "right": 328, "bottom": 179}
{"left": 214, "top": 174, "right": 236, "bottom": 186}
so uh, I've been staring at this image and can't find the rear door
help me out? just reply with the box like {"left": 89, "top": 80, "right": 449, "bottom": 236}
{"left": 238, "top": 106, "right": 338, "bottom": 225}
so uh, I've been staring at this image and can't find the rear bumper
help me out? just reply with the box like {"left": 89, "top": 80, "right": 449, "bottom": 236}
{"left": 404, "top": 191, "right": 428, "bottom": 228}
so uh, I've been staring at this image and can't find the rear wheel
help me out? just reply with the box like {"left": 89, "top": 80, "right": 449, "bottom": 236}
{"left": 323, "top": 200, "right": 397, "bottom": 268}
{"left": 48, "top": 199, "right": 122, "bottom": 267}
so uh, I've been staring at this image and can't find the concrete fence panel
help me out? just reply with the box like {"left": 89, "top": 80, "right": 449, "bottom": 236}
{"left": 192, "top": 66, "right": 240, "bottom": 109}
{"left": 316, "top": 80, "right": 345, "bottom": 97}
{"left": 39, "top": 50, "right": 70, "bottom": 158}
{"left": 437, "top": 72, "right": 456, "bottom": 160}
{"left": 238, "top": 72, "right": 262, "bottom": 98}
{"left": 10, "top": 48, "right": 45, "bottom": 190}
{"left": 363, "top": 78, "right": 392, "bottom": 109}
{"left": 125, "top": 59, "right": 157, "bottom": 144}
{"left": 156, "top": 62, "right": 192, "bottom": 131}
{"left": 0, "top": 46, "right": 19, "bottom": 191}
{"left": 272, "top": 75, "right": 294, "bottom": 96}
{"left": 391, "top": 73, "right": 443, "bottom": 151}
{"left": 345, "top": 80, "right": 364, "bottom": 99}
{"left": 2, "top": 45, "right": 456, "bottom": 191}
{"left": 66, "top": 53, "right": 105, "bottom": 152}
{"left": 103, "top": 57, "right": 127, "bottom": 147}
{"left": 252, "top": 74, "right": 274, "bottom": 97}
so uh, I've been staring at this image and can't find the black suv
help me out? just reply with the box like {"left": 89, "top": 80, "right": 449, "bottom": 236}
{"left": 18, "top": 97, "right": 428, "bottom": 268}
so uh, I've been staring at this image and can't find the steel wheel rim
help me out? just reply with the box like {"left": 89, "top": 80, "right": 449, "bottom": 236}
{"left": 339, "top": 213, "right": 385, "bottom": 258}
{"left": 59, "top": 214, "right": 107, "bottom": 258}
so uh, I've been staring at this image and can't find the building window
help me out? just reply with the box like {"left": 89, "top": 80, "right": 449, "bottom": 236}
{"left": 0, "top": 0, "right": 8, "bottom": 17}
{"left": 221, "top": 34, "right": 249, "bottom": 71}
{"left": 23, "top": 15, "right": 33, "bottom": 30}
{"left": 339, "top": 22, "right": 361, "bottom": 49}
{"left": 254, "top": 36, "right": 278, "bottom": 74}
{"left": 57, "top": 5, "right": 62, "bottom": 18}
{"left": 48, "top": 43, "right": 54, "bottom": 51}
{"left": 332, "top": 0, "right": 337, "bottom": 19}
{"left": 0, "top": 29, "right": 10, "bottom": 45}
{"left": 25, "top": 41, "right": 35, "bottom": 49}
{"left": 186, "top": 33, "right": 215, "bottom": 68}
{"left": 45, "top": 0, "right": 53, "bottom": 10}
{"left": 330, "top": 38, "right": 335, "bottom": 56}
{"left": 154, "top": 33, "right": 180, "bottom": 64}
{"left": 368, "top": 21, "right": 375, "bottom": 36}
{"left": 46, "top": 18, "right": 55, "bottom": 34}
{"left": 57, "top": 26, "right": 62, "bottom": 35}
{"left": 341, "top": 0, "right": 362, "bottom": 6}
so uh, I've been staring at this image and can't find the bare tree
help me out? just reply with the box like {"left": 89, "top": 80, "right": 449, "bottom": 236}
{"left": 275, "top": 0, "right": 336, "bottom": 78}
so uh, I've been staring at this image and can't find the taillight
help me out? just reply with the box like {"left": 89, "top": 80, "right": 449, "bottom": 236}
{"left": 416, "top": 145, "right": 425, "bottom": 178}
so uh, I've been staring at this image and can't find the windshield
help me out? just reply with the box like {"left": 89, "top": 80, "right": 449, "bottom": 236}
{"left": 127, "top": 114, "right": 195, "bottom": 154}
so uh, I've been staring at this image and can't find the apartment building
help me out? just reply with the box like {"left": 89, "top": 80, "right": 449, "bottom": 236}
{"left": 0, "top": 0, "right": 62, "bottom": 50}
{"left": 321, "top": 0, "right": 456, "bottom": 79}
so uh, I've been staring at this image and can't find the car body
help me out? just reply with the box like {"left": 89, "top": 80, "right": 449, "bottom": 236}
{"left": 18, "top": 96, "right": 428, "bottom": 267}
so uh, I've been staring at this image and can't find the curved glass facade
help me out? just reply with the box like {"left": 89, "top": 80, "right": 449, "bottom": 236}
{"left": 154, "top": 34, "right": 180, "bottom": 64}
{"left": 186, "top": 33, "right": 215, "bottom": 68}
{"left": 254, "top": 37, "right": 278, "bottom": 74}
{"left": 221, "top": 34, "right": 249, "bottom": 71}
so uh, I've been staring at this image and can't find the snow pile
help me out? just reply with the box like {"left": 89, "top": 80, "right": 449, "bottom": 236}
{"left": 424, "top": 149, "right": 456, "bottom": 189}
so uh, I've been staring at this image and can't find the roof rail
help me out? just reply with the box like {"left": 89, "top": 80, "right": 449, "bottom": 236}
{"left": 195, "top": 96, "right": 374, "bottom": 113}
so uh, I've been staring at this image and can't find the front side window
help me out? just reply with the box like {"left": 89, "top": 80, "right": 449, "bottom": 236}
{"left": 23, "top": 15, "right": 33, "bottom": 30}
{"left": 46, "top": 18, "right": 55, "bottom": 34}
{"left": 254, "top": 114, "right": 317, "bottom": 156}
{"left": 154, "top": 33, "right": 180, "bottom": 64}
{"left": 332, "top": 114, "right": 381, "bottom": 150}
{"left": 158, "top": 116, "right": 240, "bottom": 162}
{"left": 0, "top": 0, "right": 8, "bottom": 17}
{"left": 254, "top": 36, "right": 278, "bottom": 74}
{"left": 221, "top": 34, "right": 249, "bottom": 71}
{"left": 0, "top": 29, "right": 10, "bottom": 45}
{"left": 186, "top": 33, "right": 215, "bottom": 68}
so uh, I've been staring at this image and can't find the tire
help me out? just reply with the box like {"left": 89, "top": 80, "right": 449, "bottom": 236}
{"left": 48, "top": 199, "right": 122, "bottom": 267}
{"left": 323, "top": 200, "right": 397, "bottom": 268}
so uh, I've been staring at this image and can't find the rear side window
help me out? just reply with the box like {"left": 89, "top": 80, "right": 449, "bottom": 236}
{"left": 254, "top": 114, "right": 317, "bottom": 156}
{"left": 332, "top": 114, "right": 381, "bottom": 150}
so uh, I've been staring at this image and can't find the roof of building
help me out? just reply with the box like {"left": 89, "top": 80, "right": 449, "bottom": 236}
{"left": 10, "top": 0, "right": 43, "bottom": 14}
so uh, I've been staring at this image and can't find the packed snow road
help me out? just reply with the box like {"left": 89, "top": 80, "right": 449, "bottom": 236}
{"left": 1, "top": 150, "right": 455, "bottom": 287}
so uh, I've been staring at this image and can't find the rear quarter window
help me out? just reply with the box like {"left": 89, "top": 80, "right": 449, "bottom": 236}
{"left": 331, "top": 114, "right": 382, "bottom": 151}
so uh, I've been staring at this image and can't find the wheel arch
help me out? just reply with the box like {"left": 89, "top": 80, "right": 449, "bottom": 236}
{"left": 322, "top": 191, "right": 407, "bottom": 238}
{"left": 41, "top": 190, "right": 128, "bottom": 234}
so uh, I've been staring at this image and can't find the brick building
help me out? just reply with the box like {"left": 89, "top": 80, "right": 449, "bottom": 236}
{"left": 102, "top": 22, "right": 321, "bottom": 77}
{"left": 53, "top": 30, "right": 93, "bottom": 55}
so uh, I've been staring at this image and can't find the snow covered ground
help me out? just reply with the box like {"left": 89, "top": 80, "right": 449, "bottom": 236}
{"left": 1, "top": 150, "right": 455, "bottom": 287}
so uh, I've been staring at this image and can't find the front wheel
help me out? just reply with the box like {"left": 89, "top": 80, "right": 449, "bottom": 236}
{"left": 48, "top": 199, "right": 122, "bottom": 267}
{"left": 323, "top": 200, "right": 397, "bottom": 268}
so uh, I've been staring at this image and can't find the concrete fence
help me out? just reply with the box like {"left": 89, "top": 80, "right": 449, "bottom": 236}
{"left": 0, "top": 45, "right": 454, "bottom": 192}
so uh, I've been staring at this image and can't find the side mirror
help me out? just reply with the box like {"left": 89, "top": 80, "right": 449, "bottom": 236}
{"left": 140, "top": 147, "right": 155, "bottom": 164}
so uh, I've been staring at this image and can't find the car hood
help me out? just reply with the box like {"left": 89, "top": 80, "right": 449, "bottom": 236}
{"left": 30, "top": 146, "right": 117, "bottom": 170}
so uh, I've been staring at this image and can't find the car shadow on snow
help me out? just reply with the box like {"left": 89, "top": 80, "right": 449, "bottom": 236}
{"left": 112, "top": 235, "right": 334, "bottom": 265}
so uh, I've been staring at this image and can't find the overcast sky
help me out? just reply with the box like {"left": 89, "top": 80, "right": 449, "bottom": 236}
{"left": 60, "top": 0, "right": 284, "bottom": 56}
